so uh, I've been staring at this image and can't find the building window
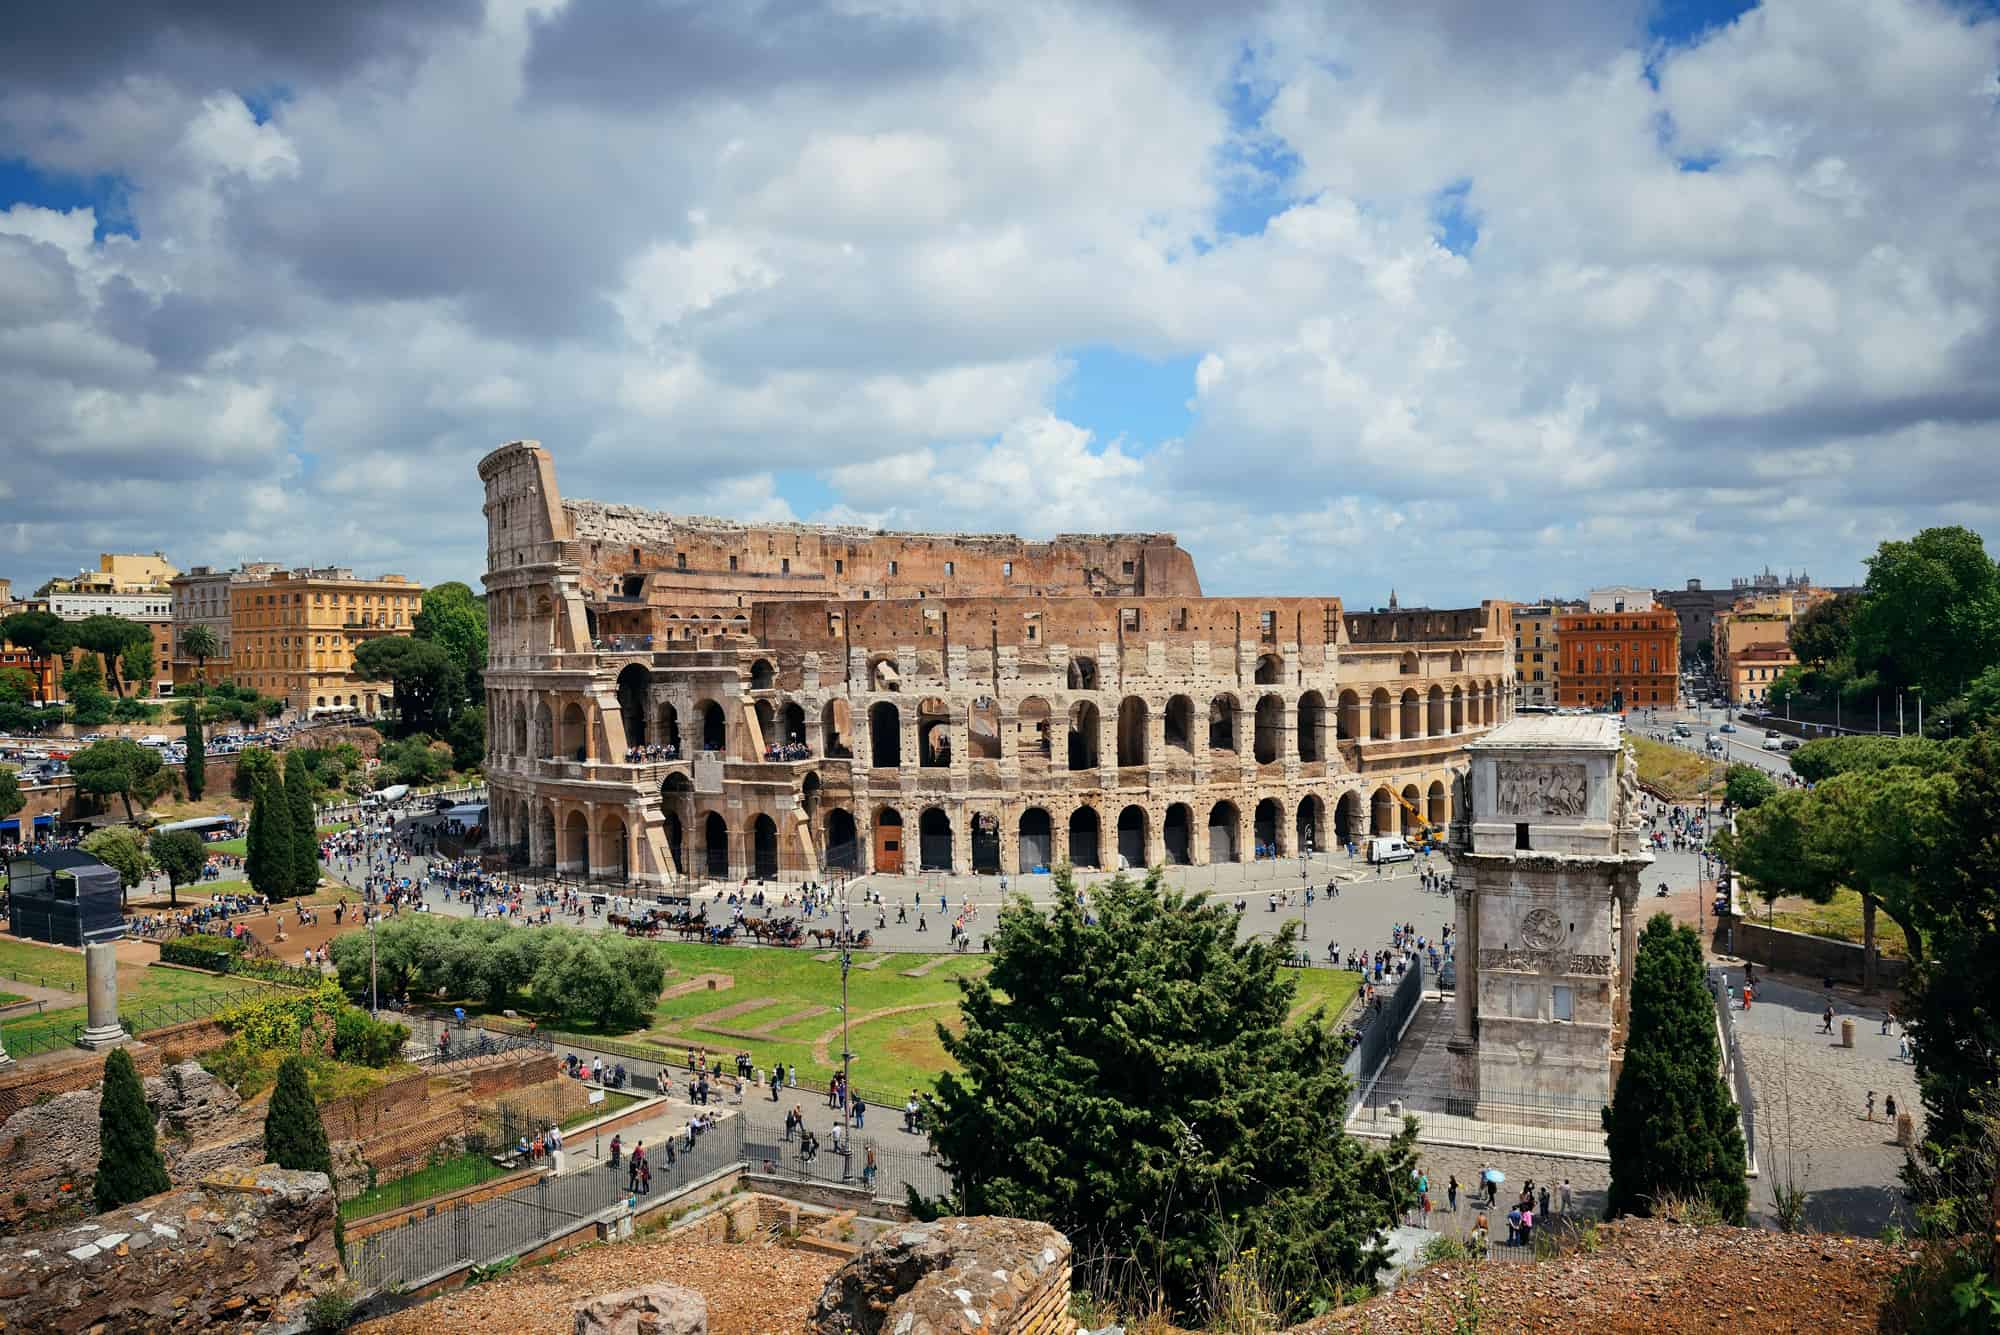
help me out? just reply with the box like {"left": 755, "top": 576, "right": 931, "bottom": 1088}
{"left": 1026, "top": 621, "right": 1039, "bottom": 642}
{"left": 835, "top": 559, "right": 844, "bottom": 574}
{"left": 1120, "top": 607, "right": 1140, "bottom": 631}
{"left": 729, "top": 555, "right": 738, "bottom": 571}
{"left": 887, "top": 560, "right": 898, "bottom": 576}
{"left": 1002, "top": 561, "right": 1012, "bottom": 578}
{"left": 1515, "top": 823, "right": 1531, "bottom": 850}
{"left": 943, "top": 561, "right": 953, "bottom": 577}
{"left": 1259, "top": 610, "right": 1276, "bottom": 639}
{"left": 781, "top": 558, "right": 791, "bottom": 574}
{"left": 1552, "top": 985, "right": 1574, "bottom": 1022}
{"left": 676, "top": 553, "right": 687, "bottom": 570}
{"left": 1122, "top": 560, "right": 1135, "bottom": 575}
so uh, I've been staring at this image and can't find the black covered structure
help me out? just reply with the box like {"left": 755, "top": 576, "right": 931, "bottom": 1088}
{"left": 5, "top": 850, "right": 125, "bottom": 946}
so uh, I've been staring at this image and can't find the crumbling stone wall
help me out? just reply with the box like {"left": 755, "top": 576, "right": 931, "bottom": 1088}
{"left": 811, "top": 1216, "right": 1072, "bottom": 1335}
{"left": 0, "top": 1165, "right": 338, "bottom": 1334}
{"left": 0, "top": 1019, "right": 232, "bottom": 1123}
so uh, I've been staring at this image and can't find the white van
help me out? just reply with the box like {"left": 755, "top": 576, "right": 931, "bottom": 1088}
{"left": 140, "top": 734, "right": 169, "bottom": 746}
{"left": 1366, "top": 836, "right": 1416, "bottom": 864}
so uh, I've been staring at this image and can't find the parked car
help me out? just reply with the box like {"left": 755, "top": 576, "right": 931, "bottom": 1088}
{"left": 1719, "top": 723, "right": 1737, "bottom": 733}
{"left": 1762, "top": 735, "right": 1785, "bottom": 751}
{"left": 1780, "top": 738, "right": 1802, "bottom": 752}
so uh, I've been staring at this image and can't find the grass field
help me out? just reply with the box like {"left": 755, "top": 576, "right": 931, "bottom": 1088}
{"left": 205, "top": 822, "right": 351, "bottom": 857}
{"left": 339, "top": 1152, "right": 509, "bottom": 1221}
{"left": 0, "top": 991, "right": 26, "bottom": 1007}
{"left": 0, "top": 956, "right": 274, "bottom": 1052}
{"left": 1767, "top": 888, "right": 1910, "bottom": 959}
{"left": 1628, "top": 734, "right": 1725, "bottom": 801}
{"left": 635, "top": 943, "right": 1364, "bottom": 1098}
{"left": 560, "top": 1089, "right": 643, "bottom": 1130}
{"left": 0, "top": 937, "right": 85, "bottom": 990}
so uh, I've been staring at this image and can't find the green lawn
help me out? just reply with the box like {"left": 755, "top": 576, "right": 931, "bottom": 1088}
{"left": 1768, "top": 888, "right": 1911, "bottom": 960}
{"left": 206, "top": 821, "right": 351, "bottom": 857}
{"left": 0, "top": 937, "right": 85, "bottom": 991}
{"left": 1628, "top": 735, "right": 1725, "bottom": 801}
{"left": 0, "top": 991, "right": 26, "bottom": 1007}
{"left": 560, "top": 1089, "right": 643, "bottom": 1131}
{"left": 339, "top": 1152, "right": 511, "bottom": 1221}
{"left": 0, "top": 961, "right": 273, "bottom": 1053}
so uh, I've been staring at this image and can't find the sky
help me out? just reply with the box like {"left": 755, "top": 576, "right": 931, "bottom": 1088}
{"left": 1, "top": 0, "right": 1997, "bottom": 608}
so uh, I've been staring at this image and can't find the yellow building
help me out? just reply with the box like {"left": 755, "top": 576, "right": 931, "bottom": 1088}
{"left": 228, "top": 568, "right": 425, "bottom": 717}
{"left": 1715, "top": 588, "right": 1832, "bottom": 707}
{"left": 1510, "top": 601, "right": 1577, "bottom": 708}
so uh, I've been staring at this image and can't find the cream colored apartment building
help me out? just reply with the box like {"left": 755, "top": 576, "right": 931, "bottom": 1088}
{"left": 227, "top": 568, "right": 425, "bottom": 717}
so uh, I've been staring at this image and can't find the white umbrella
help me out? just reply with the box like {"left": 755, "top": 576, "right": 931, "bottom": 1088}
{"left": 1483, "top": 1168, "right": 1505, "bottom": 1184}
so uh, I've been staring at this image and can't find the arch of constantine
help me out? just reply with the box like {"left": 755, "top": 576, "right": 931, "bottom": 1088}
{"left": 479, "top": 440, "right": 1515, "bottom": 885}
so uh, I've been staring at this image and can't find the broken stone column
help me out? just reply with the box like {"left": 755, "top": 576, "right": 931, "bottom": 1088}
{"left": 75, "top": 940, "right": 127, "bottom": 1051}
{"left": 811, "top": 1216, "right": 1071, "bottom": 1335}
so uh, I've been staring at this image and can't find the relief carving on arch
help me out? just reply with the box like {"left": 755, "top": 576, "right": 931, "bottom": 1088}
{"left": 1494, "top": 760, "right": 1589, "bottom": 818}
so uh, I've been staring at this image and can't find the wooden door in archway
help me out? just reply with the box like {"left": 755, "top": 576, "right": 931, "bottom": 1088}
{"left": 873, "top": 811, "right": 904, "bottom": 873}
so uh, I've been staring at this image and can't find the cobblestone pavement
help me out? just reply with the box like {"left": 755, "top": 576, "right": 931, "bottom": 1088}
{"left": 1716, "top": 965, "right": 1917, "bottom": 1236}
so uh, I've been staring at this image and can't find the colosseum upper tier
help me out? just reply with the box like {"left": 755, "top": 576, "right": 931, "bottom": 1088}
{"left": 479, "top": 440, "right": 1515, "bottom": 884}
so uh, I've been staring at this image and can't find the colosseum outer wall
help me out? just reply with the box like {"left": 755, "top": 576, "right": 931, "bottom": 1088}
{"left": 479, "top": 440, "right": 1513, "bottom": 885}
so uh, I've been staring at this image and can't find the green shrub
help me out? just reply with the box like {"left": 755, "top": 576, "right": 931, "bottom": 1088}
{"left": 159, "top": 936, "right": 243, "bottom": 971}
{"left": 265, "top": 1056, "right": 333, "bottom": 1178}
{"left": 1883, "top": 1242, "right": 2000, "bottom": 1334}
{"left": 333, "top": 1009, "right": 409, "bottom": 1068}
{"left": 95, "top": 1048, "right": 171, "bottom": 1211}
{"left": 304, "top": 1282, "right": 357, "bottom": 1332}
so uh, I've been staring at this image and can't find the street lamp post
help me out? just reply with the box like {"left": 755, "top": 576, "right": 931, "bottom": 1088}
{"left": 839, "top": 878, "right": 859, "bottom": 1178}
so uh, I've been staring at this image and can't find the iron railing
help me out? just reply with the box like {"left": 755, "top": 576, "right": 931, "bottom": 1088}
{"left": 1341, "top": 957, "right": 1425, "bottom": 1105}
{"left": 0, "top": 979, "right": 272, "bottom": 1058}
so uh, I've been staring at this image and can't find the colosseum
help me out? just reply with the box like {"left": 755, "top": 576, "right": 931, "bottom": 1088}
{"left": 479, "top": 440, "right": 1515, "bottom": 885}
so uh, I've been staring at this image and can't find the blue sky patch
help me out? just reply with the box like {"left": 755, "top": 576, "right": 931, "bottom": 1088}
{"left": 1430, "top": 180, "right": 1480, "bottom": 257}
{"left": 0, "top": 158, "right": 137, "bottom": 241}
{"left": 1056, "top": 345, "right": 1198, "bottom": 454}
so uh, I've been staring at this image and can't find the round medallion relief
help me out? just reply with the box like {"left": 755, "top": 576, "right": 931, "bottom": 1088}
{"left": 1519, "top": 908, "right": 1564, "bottom": 951}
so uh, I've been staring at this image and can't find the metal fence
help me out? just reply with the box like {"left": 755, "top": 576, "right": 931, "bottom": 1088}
{"left": 344, "top": 1116, "right": 749, "bottom": 1294}
{"left": 0, "top": 979, "right": 270, "bottom": 1059}
{"left": 1709, "top": 964, "right": 1757, "bottom": 1171}
{"left": 1350, "top": 1076, "right": 1611, "bottom": 1157}
{"left": 1342, "top": 957, "right": 1425, "bottom": 1105}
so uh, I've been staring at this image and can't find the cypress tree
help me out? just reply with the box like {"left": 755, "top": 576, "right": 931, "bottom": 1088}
{"left": 95, "top": 1047, "right": 171, "bottom": 1211}
{"left": 1603, "top": 914, "right": 1749, "bottom": 1223}
{"left": 264, "top": 1056, "right": 333, "bottom": 1178}
{"left": 182, "top": 705, "right": 205, "bottom": 800}
{"left": 284, "top": 751, "right": 320, "bottom": 897}
{"left": 246, "top": 774, "right": 295, "bottom": 899}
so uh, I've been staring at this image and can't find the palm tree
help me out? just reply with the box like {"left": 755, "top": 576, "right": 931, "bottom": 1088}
{"left": 179, "top": 624, "right": 221, "bottom": 691}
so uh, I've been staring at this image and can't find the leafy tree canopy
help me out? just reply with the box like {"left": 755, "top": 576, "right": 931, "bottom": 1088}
{"left": 1722, "top": 764, "right": 1776, "bottom": 811}
{"left": 0, "top": 665, "right": 34, "bottom": 703}
{"left": 928, "top": 868, "right": 1416, "bottom": 1320}
{"left": 353, "top": 635, "right": 460, "bottom": 735}
{"left": 0, "top": 768, "right": 23, "bottom": 822}
{"left": 1851, "top": 525, "right": 2000, "bottom": 704}
{"left": 148, "top": 828, "right": 207, "bottom": 907}
{"left": 411, "top": 580, "right": 487, "bottom": 702}
{"left": 1788, "top": 589, "right": 1860, "bottom": 669}
{"left": 70, "top": 738, "right": 167, "bottom": 821}
{"left": 81, "top": 826, "right": 152, "bottom": 894}
{"left": 1788, "top": 733, "right": 1959, "bottom": 784}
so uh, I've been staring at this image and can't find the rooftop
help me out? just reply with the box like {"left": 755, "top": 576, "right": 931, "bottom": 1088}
{"left": 1471, "top": 714, "right": 1623, "bottom": 751}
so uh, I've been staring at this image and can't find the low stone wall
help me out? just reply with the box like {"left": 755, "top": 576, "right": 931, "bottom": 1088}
{"left": 810, "top": 1216, "right": 1072, "bottom": 1335}
{"left": 1732, "top": 919, "right": 1910, "bottom": 988}
{"left": 0, "top": 1019, "right": 231, "bottom": 1123}
{"left": 0, "top": 1165, "right": 339, "bottom": 1333}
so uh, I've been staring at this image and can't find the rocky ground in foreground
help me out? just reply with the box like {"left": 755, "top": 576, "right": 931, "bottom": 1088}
{"left": 356, "top": 1236, "right": 842, "bottom": 1335}
{"left": 1295, "top": 1217, "right": 1910, "bottom": 1334}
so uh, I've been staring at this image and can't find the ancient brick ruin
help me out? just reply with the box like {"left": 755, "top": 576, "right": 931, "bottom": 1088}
{"left": 480, "top": 440, "right": 1513, "bottom": 882}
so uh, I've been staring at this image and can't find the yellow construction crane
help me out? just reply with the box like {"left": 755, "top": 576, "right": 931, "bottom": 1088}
{"left": 1389, "top": 787, "right": 1445, "bottom": 849}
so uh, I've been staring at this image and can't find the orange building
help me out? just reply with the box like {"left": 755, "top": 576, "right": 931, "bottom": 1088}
{"left": 1557, "top": 604, "right": 1682, "bottom": 712}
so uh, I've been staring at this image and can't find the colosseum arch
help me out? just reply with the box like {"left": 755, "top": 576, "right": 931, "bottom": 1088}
{"left": 1018, "top": 807, "right": 1053, "bottom": 871}
{"left": 1369, "top": 688, "right": 1392, "bottom": 740}
{"left": 1335, "top": 791, "right": 1362, "bottom": 847}
{"left": 823, "top": 698, "right": 852, "bottom": 758}
{"left": 1400, "top": 688, "right": 1423, "bottom": 738}
{"left": 1253, "top": 694, "right": 1284, "bottom": 764}
{"left": 1164, "top": 695, "right": 1195, "bottom": 753}
{"left": 1253, "top": 796, "right": 1281, "bottom": 855}
{"left": 1067, "top": 700, "right": 1100, "bottom": 770}
{"left": 918, "top": 698, "right": 952, "bottom": 768}
{"left": 919, "top": 807, "right": 953, "bottom": 870}
{"left": 968, "top": 696, "right": 1001, "bottom": 759}
{"left": 1116, "top": 804, "right": 1147, "bottom": 869}
{"left": 1450, "top": 649, "right": 1466, "bottom": 672}
{"left": 750, "top": 813, "right": 779, "bottom": 879}
{"left": 703, "top": 810, "right": 730, "bottom": 878}
{"left": 825, "top": 808, "right": 859, "bottom": 870}
{"left": 1427, "top": 779, "right": 1449, "bottom": 826}
{"left": 1163, "top": 803, "right": 1193, "bottom": 864}
{"left": 1068, "top": 805, "right": 1102, "bottom": 868}
{"left": 1116, "top": 697, "right": 1148, "bottom": 767}
{"left": 779, "top": 700, "right": 806, "bottom": 752}
{"left": 1067, "top": 655, "right": 1098, "bottom": 691}
{"left": 1371, "top": 786, "right": 1396, "bottom": 836}
{"left": 511, "top": 706, "right": 528, "bottom": 755}
{"left": 1450, "top": 686, "right": 1464, "bottom": 734}
{"left": 559, "top": 702, "right": 589, "bottom": 760}
{"left": 870, "top": 701, "right": 902, "bottom": 768}
{"left": 1207, "top": 800, "right": 1241, "bottom": 862}
{"left": 1427, "top": 685, "right": 1447, "bottom": 738}
{"left": 749, "top": 657, "right": 776, "bottom": 690}
{"left": 696, "top": 699, "right": 726, "bottom": 753}
{"left": 656, "top": 701, "right": 682, "bottom": 753}
{"left": 561, "top": 808, "right": 589, "bottom": 873}
{"left": 615, "top": 664, "right": 649, "bottom": 749}
{"left": 1337, "top": 689, "right": 1361, "bottom": 741}
{"left": 1018, "top": 697, "right": 1052, "bottom": 762}
{"left": 598, "top": 809, "right": 630, "bottom": 879}
{"left": 1254, "top": 653, "right": 1283, "bottom": 685}
{"left": 1400, "top": 650, "right": 1420, "bottom": 674}
{"left": 1208, "top": 694, "right": 1239, "bottom": 751}
{"left": 1297, "top": 794, "right": 1325, "bottom": 854}
{"left": 1298, "top": 690, "right": 1325, "bottom": 761}
{"left": 1401, "top": 783, "right": 1424, "bottom": 831}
